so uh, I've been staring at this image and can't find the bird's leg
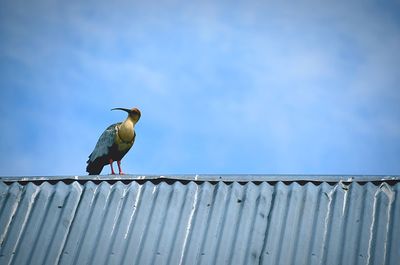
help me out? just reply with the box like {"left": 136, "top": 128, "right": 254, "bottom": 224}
{"left": 117, "top": 160, "right": 124, "bottom": 175}
{"left": 109, "top": 159, "right": 116, "bottom": 175}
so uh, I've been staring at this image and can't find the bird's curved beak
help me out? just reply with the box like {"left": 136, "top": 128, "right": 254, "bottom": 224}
{"left": 111, "top": 108, "right": 131, "bottom": 113}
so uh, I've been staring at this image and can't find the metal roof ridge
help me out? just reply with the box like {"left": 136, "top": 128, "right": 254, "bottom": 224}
{"left": 1, "top": 174, "right": 399, "bottom": 183}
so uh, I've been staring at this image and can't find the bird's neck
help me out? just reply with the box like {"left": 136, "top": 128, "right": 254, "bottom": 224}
{"left": 118, "top": 118, "right": 135, "bottom": 142}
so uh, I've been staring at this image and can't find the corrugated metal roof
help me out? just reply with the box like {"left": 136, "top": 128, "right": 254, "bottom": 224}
{"left": 0, "top": 176, "right": 399, "bottom": 265}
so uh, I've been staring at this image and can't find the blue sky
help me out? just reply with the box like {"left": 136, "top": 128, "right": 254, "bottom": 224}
{"left": 0, "top": 0, "right": 399, "bottom": 176}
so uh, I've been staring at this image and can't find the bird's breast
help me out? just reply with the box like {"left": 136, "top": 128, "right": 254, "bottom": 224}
{"left": 115, "top": 121, "right": 135, "bottom": 152}
{"left": 116, "top": 139, "right": 133, "bottom": 152}
{"left": 118, "top": 120, "right": 134, "bottom": 141}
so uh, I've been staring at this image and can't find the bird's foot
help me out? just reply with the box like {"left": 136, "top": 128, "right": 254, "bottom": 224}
{"left": 117, "top": 161, "right": 124, "bottom": 175}
{"left": 109, "top": 159, "right": 116, "bottom": 174}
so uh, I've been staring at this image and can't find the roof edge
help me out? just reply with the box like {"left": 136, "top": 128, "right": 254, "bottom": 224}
{"left": 1, "top": 174, "right": 399, "bottom": 183}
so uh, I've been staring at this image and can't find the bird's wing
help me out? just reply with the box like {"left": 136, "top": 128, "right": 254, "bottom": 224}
{"left": 88, "top": 123, "right": 120, "bottom": 162}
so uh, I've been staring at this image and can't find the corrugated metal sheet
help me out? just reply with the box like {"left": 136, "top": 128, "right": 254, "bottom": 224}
{"left": 0, "top": 177, "right": 399, "bottom": 265}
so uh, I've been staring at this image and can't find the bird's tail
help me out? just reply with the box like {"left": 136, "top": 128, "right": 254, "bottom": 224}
{"left": 86, "top": 158, "right": 105, "bottom": 175}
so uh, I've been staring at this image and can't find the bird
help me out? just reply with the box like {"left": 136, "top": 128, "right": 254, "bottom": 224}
{"left": 86, "top": 107, "right": 141, "bottom": 175}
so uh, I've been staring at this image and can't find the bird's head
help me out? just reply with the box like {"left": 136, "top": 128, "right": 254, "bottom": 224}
{"left": 111, "top": 107, "right": 141, "bottom": 123}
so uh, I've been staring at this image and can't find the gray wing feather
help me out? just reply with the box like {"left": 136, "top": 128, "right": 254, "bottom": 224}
{"left": 88, "top": 123, "right": 119, "bottom": 161}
